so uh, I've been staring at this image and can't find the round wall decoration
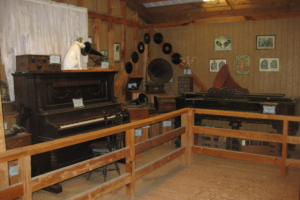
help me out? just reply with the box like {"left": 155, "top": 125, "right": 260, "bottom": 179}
{"left": 154, "top": 33, "right": 163, "bottom": 44}
{"left": 125, "top": 62, "right": 133, "bottom": 74}
{"left": 171, "top": 53, "right": 182, "bottom": 65}
{"left": 162, "top": 43, "right": 172, "bottom": 54}
{"left": 144, "top": 33, "right": 151, "bottom": 44}
{"left": 131, "top": 51, "right": 139, "bottom": 63}
{"left": 137, "top": 42, "right": 145, "bottom": 53}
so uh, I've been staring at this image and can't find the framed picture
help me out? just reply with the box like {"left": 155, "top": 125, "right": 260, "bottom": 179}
{"left": 235, "top": 55, "right": 250, "bottom": 75}
{"left": 256, "top": 35, "right": 275, "bottom": 50}
{"left": 259, "top": 58, "right": 280, "bottom": 72}
{"left": 114, "top": 43, "right": 120, "bottom": 62}
{"left": 214, "top": 37, "right": 232, "bottom": 51}
{"left": 209, "top": 59, "right": 227, "bottom": 72}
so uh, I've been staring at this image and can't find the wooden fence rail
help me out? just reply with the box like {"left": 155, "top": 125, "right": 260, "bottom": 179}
{"left": 1, "top": 107, "right": 300, "bottom": 199}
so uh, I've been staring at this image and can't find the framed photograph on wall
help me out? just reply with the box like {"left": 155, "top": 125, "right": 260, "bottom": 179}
{"left": 259, "top": 58, "right": 280, "bottom": 72}
{"left": 114, "top": 43, "right": 120, "bottom": 62}
{"left": 235, "top": 55, "right": 250, "bottom": 75}
{"left": 214, "top": 37, "right": 232, "bottom": 51}
{"left": 209, "top": 59, "right": 227, "bottom": 72}
{"left": 256, "top": 35, "right": 275, "bottom": 50}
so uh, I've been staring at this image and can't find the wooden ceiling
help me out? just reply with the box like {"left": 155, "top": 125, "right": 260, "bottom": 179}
{"left": 123, "top": 0, "right": 300, "bottom": 27}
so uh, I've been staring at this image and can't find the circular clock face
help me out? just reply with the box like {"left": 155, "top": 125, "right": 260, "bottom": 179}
{"left": 50, "top": 55, "right": 61, "bottom": 64}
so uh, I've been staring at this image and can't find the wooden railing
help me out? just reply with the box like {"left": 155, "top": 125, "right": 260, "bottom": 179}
{"left": 1, "top": 107, "right": 300, "bottom": 200}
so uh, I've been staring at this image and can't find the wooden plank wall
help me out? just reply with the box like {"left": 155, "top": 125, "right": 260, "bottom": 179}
{"left": 151, "top": 18, "right": 300, "bottom": 97}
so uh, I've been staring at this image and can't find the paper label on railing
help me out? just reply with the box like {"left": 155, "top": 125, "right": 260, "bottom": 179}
{"left": 242, "top": 140, "right": 246, "bottom": 146}
{"left": 263, "top": 105, "right": 276, "bottom": 114}
{"left": 163, "top": 121, "right": 172, "bottom": 127}
{"left": 9, "top": 166, "right": 19, "bottom": 177}
{"left": 135, "top": 129, "right": 142, "bottom": 136}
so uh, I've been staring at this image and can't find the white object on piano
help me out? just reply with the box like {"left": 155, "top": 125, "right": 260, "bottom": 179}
{"left": 73, "top": 98, "right": 84, "bottom": 108}
{"left": 62, "top": 38, "right": 86, "bottom": 70}
{"left": 101, "top": 61, "right": 109, "bottom": 69}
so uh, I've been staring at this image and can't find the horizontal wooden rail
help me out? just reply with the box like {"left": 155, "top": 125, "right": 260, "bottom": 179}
{"left": 135, "top": 147, "right": 185, "bottom": 179}
{"left": 88, "top": 11, "right": 148, "bottom": 29}
{"left": 193, "top": 126, "right": 283, "bottom": 143}
{"left": 192, "top": 146, "right": 282, "bottom": 166}
{"left": 68, "top": 173, "right": 131, "bottom": 200}
{"left": 31, "top": 147, "right": 130, "bottom": 192}
{"left": 193, "top": 108, "right": 300, "bottom": 122}
{"left": 135, "top": 126, "right": 186, "bottom": 154}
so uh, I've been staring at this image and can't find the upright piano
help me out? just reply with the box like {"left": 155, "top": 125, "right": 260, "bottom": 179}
{"left": 13, "top": 70, "right": 130, "bottom": 192}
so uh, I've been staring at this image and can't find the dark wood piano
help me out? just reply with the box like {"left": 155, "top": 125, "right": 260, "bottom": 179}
{"left": 13, "top": 70, "right": 130, "bottom": 193}
{"left": 175, "top": 89, "right": 300, "bottom": 152}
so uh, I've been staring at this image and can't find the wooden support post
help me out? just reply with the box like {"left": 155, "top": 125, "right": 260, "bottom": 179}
{"left": 92, "top": 19, "right": 101, "bottom": 51}
{"left": 108, "top": 0, "right": 114, "bottom": 69}
{"left": 281, "top": 120, "right": 288, "bottom": 181}
{"left": 19, "top": 156, "right": 32, "bottom": 200}
{"left": 0, "top": 99, "right": 9, "bottom": 188}
{"left": 120, "top": 1, "right": 128, "bottom": 102}
{"left": 180, "top": 109, "right": 194, "bottom": 166}
{"left": 126, "top": 129, "right": 135, "bottom": 199}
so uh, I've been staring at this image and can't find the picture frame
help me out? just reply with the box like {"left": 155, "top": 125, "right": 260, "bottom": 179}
{"left": 259, "top": 58, "right": 280, "bottom": 72}
{"left": 235, "top": 55, "right": 250, "bottom": 75}
{"left": 114, "top": 43, "right": 120, "bottom": 62}
{"left": 256, "top": 35, "right": 275, "bottom": 50}
{"left": 214, "top": 36, "right": 232, "bottom": 51}
{"left": 209, "top": 59, "right": 227, "bottom": 72}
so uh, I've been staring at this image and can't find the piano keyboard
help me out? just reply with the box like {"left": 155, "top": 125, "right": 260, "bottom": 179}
{"left": 60, "top": 115, "right": 116, "bottom": 129}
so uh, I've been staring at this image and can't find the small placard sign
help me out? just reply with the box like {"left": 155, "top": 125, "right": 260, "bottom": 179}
{"left": 73, "top": 98, "right": 84, "bottom": 108}
{"left": 135, "top": 129, "right": 142, "bottom": 136}
{"left": 9, "top": 166, "right": 19, "bottom": 177}
{"left": 163, "top": 121, "right": 172, "bottom": 127}
{"left": 263, "top": 105, "right": 276, "bottom": 114}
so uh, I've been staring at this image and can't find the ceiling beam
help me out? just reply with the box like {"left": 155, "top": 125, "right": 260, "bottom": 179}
{"left": 149, "top": 3, "right": 300, "bottom": 23}
{"left": 152, "top": 11, "right": 300, "bottom": 28}
{"left": 121, "top": 0, "right": 154, "bottom": 23}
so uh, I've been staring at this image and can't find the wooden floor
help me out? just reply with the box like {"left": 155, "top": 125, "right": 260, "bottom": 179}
{"left": 32, "top": 144, "right": 300, "bottom": 200}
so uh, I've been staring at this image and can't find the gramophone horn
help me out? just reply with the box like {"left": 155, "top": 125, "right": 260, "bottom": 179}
{"left": 131, "top": 93, "right": 148, "bottom": 106}
{"left": 81, "top": 42, "right": 104, "bottom": 57}
{"left": 148, "top": 58, "right": 173, "bottom": 85}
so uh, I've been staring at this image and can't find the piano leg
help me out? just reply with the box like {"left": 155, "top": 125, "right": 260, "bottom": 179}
{"left": 43, "top": 151, "right": 63, "bottom": 194}
{"left": 226, "top": 121, "right": 242, "bottom": 151}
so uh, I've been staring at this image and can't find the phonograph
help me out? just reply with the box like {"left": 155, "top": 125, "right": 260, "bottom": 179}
{"left": 145, "top": 58, "right": 173, "bottom": 94}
